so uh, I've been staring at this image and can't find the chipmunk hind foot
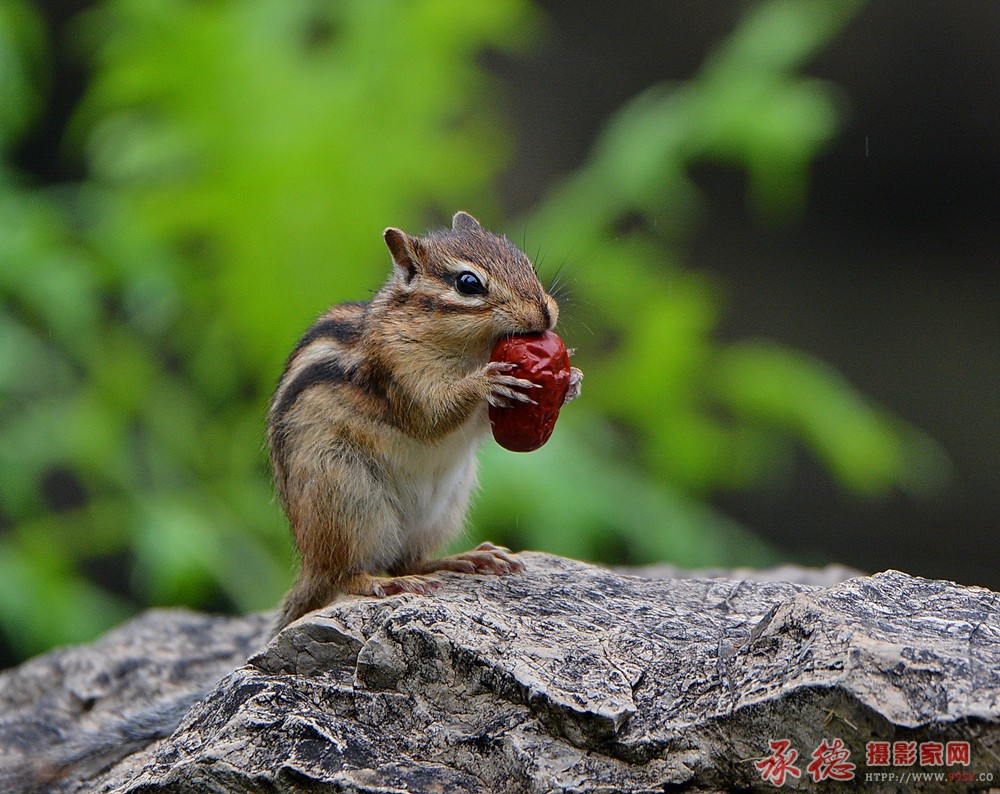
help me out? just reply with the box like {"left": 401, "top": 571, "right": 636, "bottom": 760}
{"left": 343, "top": 572, "right": 442, "bottom": 598}
{"left": 396, "top": 542, "right": 524, "bottom": 577}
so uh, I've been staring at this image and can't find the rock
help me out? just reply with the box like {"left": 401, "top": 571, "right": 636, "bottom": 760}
{"left": 2, "top": 553, "right": 999, "bottom": 792}
{"left": 616, "top": 561, "right": 864, "bottom": 588}
{"left": 0, "top": 608, "right": 272, "bottom": 794}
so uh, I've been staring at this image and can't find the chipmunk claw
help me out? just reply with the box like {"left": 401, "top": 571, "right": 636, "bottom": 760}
{"left": 486, "top": 362, "right": 539, "bottom": 407}
{"left": 564, "top": 366, "right": 583, "bottom": 405}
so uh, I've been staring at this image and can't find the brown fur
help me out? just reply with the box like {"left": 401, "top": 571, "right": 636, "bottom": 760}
{"left": 269, "top": 212, "right": 559, "bottom": 631}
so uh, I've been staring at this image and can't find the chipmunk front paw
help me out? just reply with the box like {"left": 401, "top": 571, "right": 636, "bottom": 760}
{"left": 484, "top": 361, "right": 540, "bottom": 409}
{"left": 564, "top": 366, "right": 583, "bottom": 405}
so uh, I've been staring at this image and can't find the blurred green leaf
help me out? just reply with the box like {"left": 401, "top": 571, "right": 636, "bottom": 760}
{"left": 0, "top": 534, "right": 131, "bottom": 657}
{"left": 711, "top": 342, "right": 949, "bottom": 496}
{"left": 0, "top": 0, "right": 46, "bottom": 149}
{"left": 75, "top": 0, "right": 534, "bottom": 373}
{"left": 469, "top": 411, "right": 780, "bottom": 568}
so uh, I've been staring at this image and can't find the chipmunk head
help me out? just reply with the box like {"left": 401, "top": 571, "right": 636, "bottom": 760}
{"left": 382, "top": 212, "right": 558, "bottom": 351}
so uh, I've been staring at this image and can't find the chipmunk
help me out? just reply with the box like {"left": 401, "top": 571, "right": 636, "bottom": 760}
{"left": 268, "top": 211, "right": 581, "bottom": 631}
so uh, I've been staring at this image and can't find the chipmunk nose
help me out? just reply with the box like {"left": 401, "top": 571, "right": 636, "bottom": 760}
{"left": 541, "top": 294, "right": 559, "bottom": 330}
{"left": 515, "top": 295, "right": 557, "bottom": 334}
{"left": 540, "top": 302, "right": 552, "bottom": 330}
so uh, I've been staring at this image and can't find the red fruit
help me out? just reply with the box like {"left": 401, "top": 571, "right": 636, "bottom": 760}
{"left": 488, "top": 331, "right": 571, "bottom": 452}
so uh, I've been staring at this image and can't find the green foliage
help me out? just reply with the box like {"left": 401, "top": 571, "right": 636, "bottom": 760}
{"left": 0, "top": 0, "right": 943, "bottom": 660}
{"left": 0, "top": 0, "right": 534, "bottom": 656}
{"left": 473, "top": 0, "right": 943, "bottom": 569}
{"left": 0, "top": 0, "right": 44, "bottom": 147}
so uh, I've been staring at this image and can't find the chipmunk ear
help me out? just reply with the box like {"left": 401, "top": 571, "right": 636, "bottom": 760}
{"left": 383, "top": 227, "right": 424, "bottom": 284}
{"left": 452, "top": 211, "right": 482, "bottom": 232}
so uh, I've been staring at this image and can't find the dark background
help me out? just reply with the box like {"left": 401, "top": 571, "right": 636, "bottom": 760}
{"left": 491, "top": 1, "right": 999, "bottom": 588}
{"left": 21, "top": 1, "right": 1000, "bottom": 588}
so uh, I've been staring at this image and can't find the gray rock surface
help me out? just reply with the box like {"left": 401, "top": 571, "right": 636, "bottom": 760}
{"left": 2, "top": 553, "right": 999, "bottom": 792}
{"left": 616, "top": 561, "right": 864, "bottom": 588}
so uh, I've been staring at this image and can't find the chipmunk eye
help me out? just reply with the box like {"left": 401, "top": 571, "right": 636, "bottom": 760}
{"left": 455, "top": 271, "right": 487, "bottom": 296}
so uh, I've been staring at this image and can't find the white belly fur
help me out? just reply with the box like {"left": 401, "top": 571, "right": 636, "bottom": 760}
{"left": 380, "top": 408, "right": 489, "bottom": 566}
